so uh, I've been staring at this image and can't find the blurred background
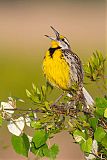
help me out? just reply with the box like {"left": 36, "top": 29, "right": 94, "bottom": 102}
{"left": 0, "top": 0, "right": 106, "bottom": 160}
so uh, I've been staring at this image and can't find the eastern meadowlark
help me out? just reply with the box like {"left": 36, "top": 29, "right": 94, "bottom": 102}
{"left": 43, "top": 26, "right": 94, "bottom": 108}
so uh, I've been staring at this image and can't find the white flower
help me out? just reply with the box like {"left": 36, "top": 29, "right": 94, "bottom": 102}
{"left": 92, "top": 140, "right": 98, "bottom": 156}
{"left": 7, "top": 117, "right": 25, "bottom": 136}
{"left": 67, "top": 93, "right": 72, "bottom": 98}
{"left": 0, "top": 102, "right": 14, "bottom": 115}
{"left": 34, "top": 112, "right": 37, "bottom": 119}
{"left": 25, "top": 112, "right": 37, "bottom": 127}
{"left": 85, "top": 154, "right": 96, "bottom": 160}
{"left": 27, "top": 135, "right": 33, "bottom": 142}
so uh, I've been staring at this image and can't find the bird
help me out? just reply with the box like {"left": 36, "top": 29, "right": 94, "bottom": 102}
{"left": 43, "top": 26, "right": 94, "bottom": 109}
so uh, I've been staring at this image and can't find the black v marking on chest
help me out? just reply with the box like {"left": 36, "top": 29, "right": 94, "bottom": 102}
{"left": 49, "top": 46, "right": 61, "bottom": 57}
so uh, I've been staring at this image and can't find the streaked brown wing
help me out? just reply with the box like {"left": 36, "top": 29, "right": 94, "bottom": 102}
{"left": 62, "top": 49, "right": 83, "bottom": 87}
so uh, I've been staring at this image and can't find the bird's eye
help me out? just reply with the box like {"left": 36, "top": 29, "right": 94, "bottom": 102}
{"left": 62, "top": 38, "right": 64, "bottom": 41}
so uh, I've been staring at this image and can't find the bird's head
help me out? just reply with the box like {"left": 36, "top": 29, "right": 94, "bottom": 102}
{"left": 45, "top": 26, "right": 70, "bottom": 49}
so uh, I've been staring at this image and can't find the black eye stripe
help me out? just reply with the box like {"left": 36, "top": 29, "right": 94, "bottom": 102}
{"left": 62, "top": 38, "right": 69, "bottom": 46}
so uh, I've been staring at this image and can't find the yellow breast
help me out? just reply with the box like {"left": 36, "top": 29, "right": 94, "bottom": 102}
{"left": 43, "top": 49, "right": 71, "bottom": 90}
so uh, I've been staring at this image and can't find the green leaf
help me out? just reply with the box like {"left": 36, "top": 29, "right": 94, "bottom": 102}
{"left": 11, "top": 133, "right": 30, "bottom": 157}
{"left": 44, "top": 101, "right": 51, "bottom": 110}
{"left": 41, "top": 85, "right": 46, "bottom": 97}
{"left": 36, "top": 87, "right": 41, "bottom": 95}
{"left": 84, "top": 51, "right": 106, "bottom": 81}
{"left": 73, "top": 129, "right": 86, "bottom": 143}
{"left": 89, "top": 117, "right": 98, "bottom": 130}
{"left": 32, "top": 84, "right": 40, "bottom": 95}
{"left": 101, "top": 134, "right": 107, "bottom": 148}
{"left": 32, "top": 83, "right": 37, "bottom": 92}
{"left": 26, "top": 89, "right": 31, "bottom": 98}
{"left": 43, "top": 144, "right": 59, "bottom": 160}
{"left": 0, "top": 114, "right": 2, "bottom": 126}
{"left": 31, "top": 95, "right": 40, "bottom": 103}
{"left": 31, "top": 121, "right": 42, "bottom": 129}
{"left": 26, "top": 87, "right": 41, "bottom": 103}
{"left": 31, "top": 142, "right": 48, "bottom": 157}
{"left": 95, "top": 98, "right": 107, "bottom": 116}
{"left": 92, "top": 73, "right": 97, "bottom": 81}
{"left": 46, "top": 82, "right": 53, "bottom": 94}
{"left": 49, "top": 144, "right": 59, "bottom": 160}
{"left": 32, "top": 130, "right": 48, "bottom": 148}
{"left": 94, "top": 127, "right": 106, "bottom": 142}
{"left": 81, "top": 138, "right": 92, "bottom": 153}
{"left": 104, "top": 108, "right": 107, "bottom": 118}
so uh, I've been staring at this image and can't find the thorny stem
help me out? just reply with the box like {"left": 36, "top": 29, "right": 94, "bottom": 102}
{"left": 2, "top": 95, "right": 106, "bottom": 159}
{"left": 50, "top": 92, "right": 65, "bottom": 107}
{"left": 4, "top": 108, "right": 44, "bottom": 113}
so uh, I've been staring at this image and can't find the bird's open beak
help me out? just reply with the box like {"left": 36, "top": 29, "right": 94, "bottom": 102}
{"left": 50, "top": 26, "right": 60, "bottom": 39}
{"left": 45, "top": 26, "right": 60, "bottom": 40}
{"left": 44, "top": 35, "right": 55, "bottom": 41}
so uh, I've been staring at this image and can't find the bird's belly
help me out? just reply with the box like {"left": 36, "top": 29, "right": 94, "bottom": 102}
{"left": 43, "top": 54, "right": 71, "bottom": 90}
